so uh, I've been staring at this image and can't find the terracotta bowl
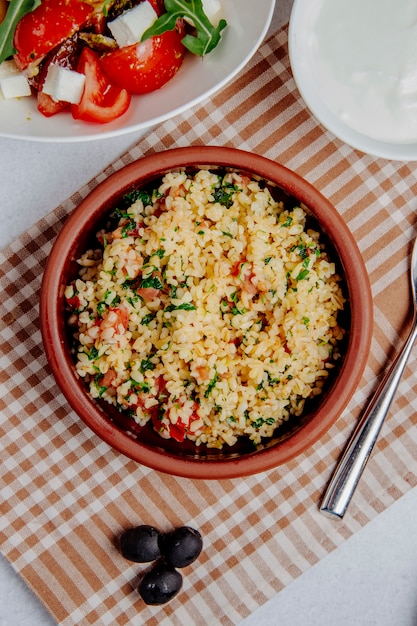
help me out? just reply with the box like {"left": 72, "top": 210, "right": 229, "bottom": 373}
{"left": 40, "top": 146, "right": 373, "bottom": 479}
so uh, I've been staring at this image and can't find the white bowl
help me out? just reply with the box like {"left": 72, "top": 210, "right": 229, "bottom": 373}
{"left": 0, "top": 0, "right": 275, "bottom": 142}
{"left": 289, "top": 0, "right": 417, "bottom": 161}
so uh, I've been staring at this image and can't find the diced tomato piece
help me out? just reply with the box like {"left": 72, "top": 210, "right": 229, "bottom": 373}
{"left": 109, "top": 306, "right": 129, "bottom": 331}
{"left": 169, "top": 417, "right": 187, "bottom": 442}
{"left": 137, "top": 288, "right": 161, "bottom": 302}
{"left": 100, "top": 27, "right": 185, "bottom": 95}
{"left": 13, "top": 0, "right": 94, "bottom": 71}
{"left": 71, "top": 47, "right": 131, "bottom": 123}
{"left": 168, "top": 404, "right": 201, "bottom": 442}
{"left": 65, "top": 293, "right": 82, "bottom": 310}
{"left": 100, "top": 369, "right": 117, "bottom": 388}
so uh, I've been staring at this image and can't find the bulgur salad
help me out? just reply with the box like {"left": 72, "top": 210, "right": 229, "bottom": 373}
{"left": 65, "top": 168, "right": 346, "bottom": 449}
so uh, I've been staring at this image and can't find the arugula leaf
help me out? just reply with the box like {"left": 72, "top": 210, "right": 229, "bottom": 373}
{"left": 0, "top": 0, "right": 41, "bottom": 64}
{"left": 142, "top": 0, "right": 227, "bottom": 57}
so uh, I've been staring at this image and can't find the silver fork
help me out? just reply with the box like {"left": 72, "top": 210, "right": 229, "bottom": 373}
{"left": 320, "top": 235, "right": 417, "bottom": 519}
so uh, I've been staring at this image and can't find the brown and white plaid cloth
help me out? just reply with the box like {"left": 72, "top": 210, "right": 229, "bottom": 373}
{"left": 1, "top": 25, "right": 417, "bottom": 626}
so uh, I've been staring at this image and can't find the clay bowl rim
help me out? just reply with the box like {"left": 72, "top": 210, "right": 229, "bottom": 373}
{"left": 40, "top": 146, "right": 373, "bottom": 479}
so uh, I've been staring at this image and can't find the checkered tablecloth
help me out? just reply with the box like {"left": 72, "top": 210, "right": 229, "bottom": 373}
{"left": 1, "top": 24, "right": 417, "bottom": 626}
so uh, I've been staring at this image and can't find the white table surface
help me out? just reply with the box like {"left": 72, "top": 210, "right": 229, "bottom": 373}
{"left": 2, "top": 3, "right": 417, "bottom": 625}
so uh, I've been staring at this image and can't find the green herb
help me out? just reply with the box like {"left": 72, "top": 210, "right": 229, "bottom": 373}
{"left": 226, "top": 416, "right": 236, "bottom": 424}
{"left": 139, "top": 274, "right": 164, "bottom": 290}
{"left": 88, "top": 346, "right": 99, "bottom": 361}
{"left": 264, "top": 256, "right": 272, "bottom": 265}
{"left": 169, "top": 285, "right": 178, "bottom": 299}
{"left": 267, "top": 371, "right": 280, "bottom": 385}
{"left": 252, "top": 417, "right": 265, "bottom": 428}
{"left": 165, "top": 302, "right": 196, "bottom": 312}
{"left": 141, "top": 313, "right": 155, "bottom": 326}
{"left": 93, "top": 374, "right": 107, "bottom": 398}
{"left": 130, "top": 378, "right": 150, "bottom": 393}
{"left": 302, "top": 316, "right": 310, "bottom": 326}
{"left": 96, "top": 301, "right": 107, "bottom": 316}
{"left": 102, "top": 0, "right": 112, "bottom": 16}
{"left": 124, "top": 188, "right": 153, "bottom": 206}
{"left": 121, "top": 219, "right": 137, "bottom": 237}
{"left": 140, "top": 359, "right": 155, "bottom": 373}
{"left": 115, "top": 208, "right": 132, "bottom": 219}
{"left": 122, "top": 277, "right": 137, "bottom": 290}
{"left": 127, "top": 295, "right": 139, "bottom": 307}
{"left": 222, "top": 231, "right": 233, "bottom": 238}
{"left": 280, "top": 216, "right": 293, "bottom": 228}
{"left": 291, "top": 242, "right": 308, "bottom": 258}
{"left": 295, "top": 268, "right": 309, "bottom": 281}
{"left": 213, "top": 186, "right": 235, "bottom": 208}
{"left": 142, "top": 0, "right": 227, "bottom": 56}
{"left": 197, "top": 230, "right": 205, "bottom": 235}
{"left": 152, "top": 249, "right": 165, "bottom": 259}
{"left": 0, "top": 0, "right": 41, "bottom": 64}
{"left": 204, "top": 370, "right": 219, "bottom": 398}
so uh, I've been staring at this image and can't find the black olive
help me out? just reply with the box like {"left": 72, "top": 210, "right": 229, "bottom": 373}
{"left": 119, "top": 525, "right": 161, "bottom": 563}
{"left": 159, "top": 526, "right": 203, "bottom": 568}
{"left": 138, "top": 563, "right": 183, "bottom": 605}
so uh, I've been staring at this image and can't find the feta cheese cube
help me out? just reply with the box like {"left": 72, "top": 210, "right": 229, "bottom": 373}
{"left": 0, "top": 59, "right": 21, "bottom": 78}
{"left": 0, "top": 74, "right": 31, "bottom": 99}
{"left": 107, "top": 1, "right": 158, "bottom": 49}
{"left": 42, "top": 64, "right": 86, "bottom": 104}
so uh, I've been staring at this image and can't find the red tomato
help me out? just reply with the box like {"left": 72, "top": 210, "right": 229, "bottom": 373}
{"left": 37, "top": 91, "right": 70, "bottom": 117}
{"left": 137, "top": 288, "right": 161, "bottom": 302}
{"left": 13, "top": 0, "right": 93, "bottom": 71}
{"left": 100, "top": 28, "right": 186, "bottom": 95}
{"left": 168, "top": 404, "right": 201, "bottom": 442}
{"left": 71, "top": 47, "right": 131, "bottom": 124}
{"left": 147, "top": 0, "right": 166, "bottom": 15}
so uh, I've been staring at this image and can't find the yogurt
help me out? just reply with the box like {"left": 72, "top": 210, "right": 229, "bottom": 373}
{"left": 310, "top": 0, "right": 417, "bottom": 144}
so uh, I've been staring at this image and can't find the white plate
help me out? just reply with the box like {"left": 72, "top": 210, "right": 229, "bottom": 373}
{"left": 0, "top": 0, "right": 275, "bottom": 142}
{"left": 288, "top": 0, "right": 417, "bottom": 161}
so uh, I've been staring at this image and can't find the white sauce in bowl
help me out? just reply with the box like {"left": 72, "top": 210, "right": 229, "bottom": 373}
{"left": 311, "top": 0, "right": 417, "bottom": 144}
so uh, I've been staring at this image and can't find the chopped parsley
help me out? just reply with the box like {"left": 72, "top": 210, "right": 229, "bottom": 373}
{"left": 280, "top": 216, "right": 293, "bottom": 228}
{"left": 140, "top": 359, "right": 155, "bottom": 373}
{"left": 139, "top": 274, "right": 164, "bottom": 290}
{"left": 165, "top": 302, "right": 196, "bottom": 312}
{"left": 141, "top": 313, "right": 156, "bottom": 326}
{"left": 204, "top": 371, "right": 219, "bottom": 398}
{"left": 88, "top": 346, "right": 99, "bottom": 361}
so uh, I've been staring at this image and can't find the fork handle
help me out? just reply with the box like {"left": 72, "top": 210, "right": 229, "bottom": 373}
{"left": 320, "top": 319, "right": 417, "bottom": 519}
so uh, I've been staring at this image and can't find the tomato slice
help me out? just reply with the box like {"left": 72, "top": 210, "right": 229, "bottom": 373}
{"left": 13, "top": 0, "right": 94, "bottom": 71}
{"left": 100, "top": 28, "right": 186, "bottom": 95}
{"left": 37, "top": 92, "right": 70, "bottom": 117}
{"left": 71, "top": 47, "right": 131, "bottom": 124}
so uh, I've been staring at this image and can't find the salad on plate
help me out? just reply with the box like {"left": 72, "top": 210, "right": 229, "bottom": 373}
{"left": 0, "top": 0, "right": 227, "bottom": 124}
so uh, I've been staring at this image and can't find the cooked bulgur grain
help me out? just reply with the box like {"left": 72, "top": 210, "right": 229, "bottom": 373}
{"left": 65, "top": 169, "right": 345, "bottom": 448}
